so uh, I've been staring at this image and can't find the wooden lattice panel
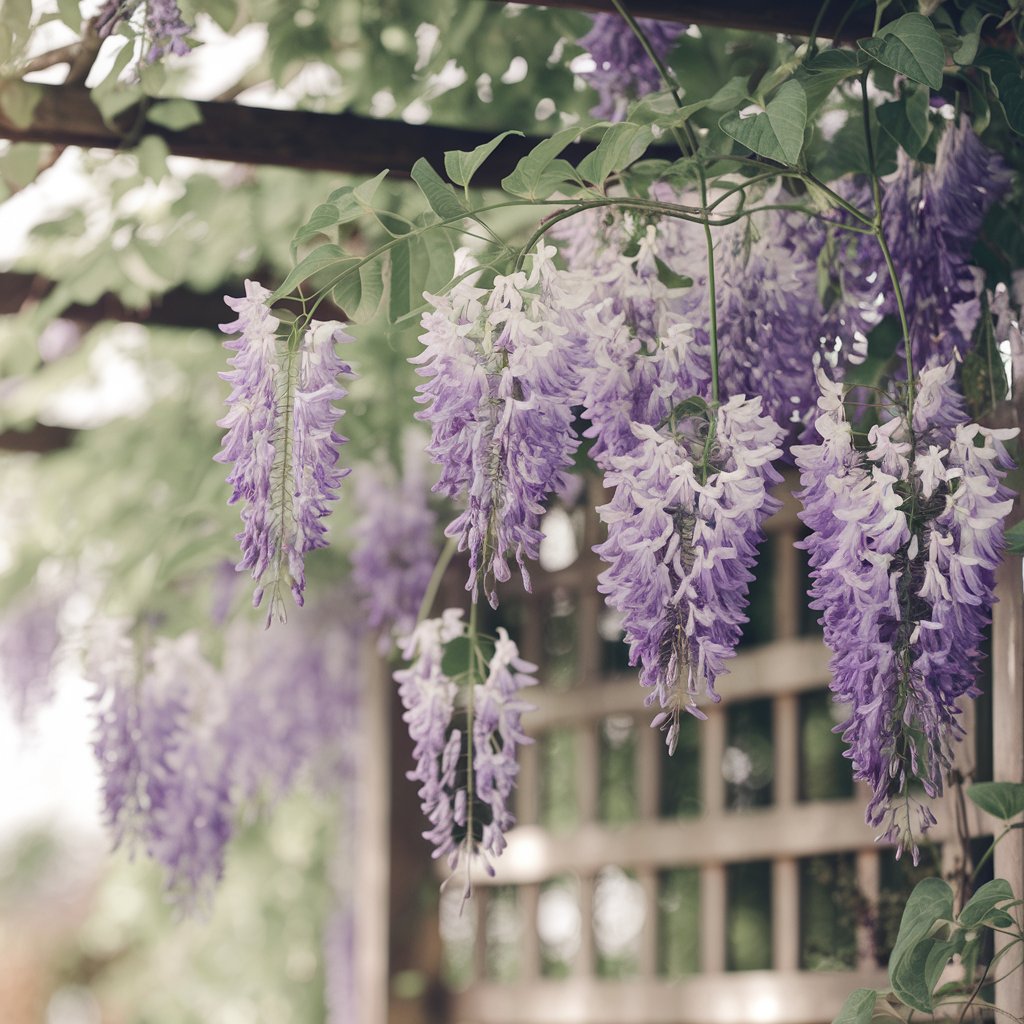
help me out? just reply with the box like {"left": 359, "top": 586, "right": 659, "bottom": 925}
{"left": 439, "top": 475, "right": 1002, "bottom": 1024}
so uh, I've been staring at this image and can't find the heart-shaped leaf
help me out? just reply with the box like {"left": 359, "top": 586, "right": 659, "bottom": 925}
{"left": 859, "top": 13, "right": 945, "bottom": 91}
{"left": 959, "top": 878, "right": 1015, "bottom": 928}
{"left": 719, "top": 80, "right": 807, "bottom": 165}
{"left": 967, "top": 780, "right": 1024, "bottom": 820}
{"left": 831, "top": 988, "right": 877, "bottom": 1024}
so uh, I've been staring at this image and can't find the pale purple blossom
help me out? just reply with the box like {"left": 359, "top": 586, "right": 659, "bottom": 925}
{"left": 351, "top": 434, "right": 438, "bottom": 648}
{"left": 96, "top": 0, "right": 193, "bottom": 62}
{"left": 393, "top": 610, "right": 466, "bottom": 867}
{"left": 577, "top": 14, "right": 685, "bottom": 120}
{"left": 595, "top": 396, "right": 784, "bottom": 751}
{"left": 394, "top": 612, "right": 537, "bottom": 878}
{"left": 882, "top": 118, "right": 1010, "bottom": 369}
{"left": 218, "top": 596, "right": 363, "bottom": 801}
{"left": 794, "top": 364, "right": 1017, "bottom": 861}
{"left": 86, "top": 599, "right": 363, "bottom": 908}
{"left": 88, "top": 625, "right": 233, "bottom": 908}
{"left": 216, "top": 281, "right": 355, "bottom": 623}
{"left": 413, "top": 248, "right": 581, "bottom": 607}
{"left": 0, "top": 593, "right": 60, "bottom": 727}
{"left": 473, "top": 628, "right": 537, "bottom": 862}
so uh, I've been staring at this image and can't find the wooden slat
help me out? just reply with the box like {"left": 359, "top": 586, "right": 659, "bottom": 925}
{"left": 453, "top": 970, "right": 891, "bottom": 1024}
{"left": 471, "top": 802, "right": 966, "bottom": 887}
{"left": 993, "top": 551, "right": 1024, "bottom": 1018}
{"left": 0, "top": 82, "right": 636, "bottom": 185}
{"left": 526, "top": 637, "right": 832, "bottom": 729}
{"left": 490, "top": 0, "right": 876, "bottom": 40}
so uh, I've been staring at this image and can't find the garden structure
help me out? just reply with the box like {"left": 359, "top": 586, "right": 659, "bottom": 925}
{"left": 0, "top": 2, "right": 1023, "bottom": 1023}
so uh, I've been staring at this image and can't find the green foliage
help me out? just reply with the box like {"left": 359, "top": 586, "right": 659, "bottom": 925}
{"left": 967, "top": 780, "right": 1024, "bottom": 819}
{"left": 832, "top": 988, "right": 877, "bottom": 1024}
{"left": 719, "top": 80, "right": 807, "bottom": 165}
{"left": 445, "top": 130, "right": 524, "bottom": 191}
{"left": 859, "top": 13, "right": 947, "bottom": 91}
{"left": 145, "top": 98, "right": 204, "bottom": 131}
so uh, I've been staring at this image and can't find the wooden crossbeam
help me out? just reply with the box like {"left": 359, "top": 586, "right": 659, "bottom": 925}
{"left": 0, "top": 271, "right": 346, "bottom": 327}
{"left": 495, "top": 0, "right": 874, "bottom": 39}
{"left": 0, "top": 83, "right": 610, "bottom": 183}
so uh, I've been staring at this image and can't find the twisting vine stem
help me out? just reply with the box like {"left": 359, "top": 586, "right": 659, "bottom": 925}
{"left": 611, "top": 0, "right": 721, "bottom": 405}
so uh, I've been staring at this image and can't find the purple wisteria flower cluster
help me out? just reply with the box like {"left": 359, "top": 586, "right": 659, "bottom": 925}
{"left": 596, "top": 398, "right": 784, "bottom": 751}
{"left": 88, "top": 624, "right": 232, "bottom": 907}
{"left": 393, "top": 611, "right": 536, "bottom": 883}
{"left": 414, "top": 248, "right": 582, "bottom": 607}
{"left": 577, "top": 14, "right": 685, "bottom": 121}
{"left": 881, "top": 117, "right": 1011, "bottom": 370}
{"left": 85, "top": 596, "right": 363, "bottom": 908}
{"left": 351, "top": 434, "right": 438, "bottom": 648}
{"left": 216, "top": 281, "right": 355, "bottom": 625}
{"left": 794, "top": 364, "right": 1017, "bottom": 861}
{"left": 0, "top": 591, "right": 61, "bottom": 727}
{"left": 96, "top": 0, "right": 193, "bottom": 63}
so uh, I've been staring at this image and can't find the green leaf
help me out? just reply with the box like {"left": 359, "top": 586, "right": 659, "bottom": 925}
{"left": 954, "top": 8, "right": 995, "bottom": 66}
{"left": 1006, "top": 520, "right": 1024, "bottom": 555}
{"left": 500, "top": 120, "right": 599, "bottom": 199}
{"left": 798, "top": 50, "right": 866, "bottom": 114}
{"left": 444, "top": 130, "right": 524, "bottom": 189}
{"left": 888, "top": 876, "right": 957, "bottom": 1015}
{"left": 269, "top": 244, "right": 352, "bottom": 302}
{"left": 967, "top": 781, "right": 1024, "bottom": 820}
{"left": 333, "top": 259, "right": 384, "bottom": 324}
{"left": 386, "top": 229, "right": 455, "bottom": 323}
{"left": 831, "top": 988, "right": 877, "bottom": 1024}
{"left": 577, "top": 121, "right": 655, "bottom": 185}
{"left": 56, "top": 0, "right": 80, "bottom": 31}
{"left": 890, "top": 935, "right": 957, "bottom": 1013}
{"left": 719, "top": 79, "right": 807, "bottom": 165}
{"left": 441, "top": 635, "right": 473, "bottom": 678}
{"left": 959, "top": 878, "right": 1015, "bottom": 928}
{"left": 876, "top": 86, "right": 931, "bottom": 158}
{"left": 146, "top": 99, "right": 203, "bottom": 131}
{"left": 0, "top": 79, "right": 42, "bottom": 131}
{"left": 859, "top": 13, "right": 946, "bottom": 91}
{"left": 0, "top": 143, "right": 42, "bottom": 189}
{"left": 654, "top": 256, "right": 692, "bottom": 290}
{"left": 353, "top": 169, "right": 389, "bottom": 207}
{"left": 135, "top": 134, "right": 169, "bottom": 183}
{"left": 633, "top": 76, "right": 747, "bottom": 127}
{"left": 977, "top": 48, "right": 1024, "bottom": 135}
{"left": 293, "top": 202, "right": 344, "bottom": 246}
{"left": 410, "top": 158, "right": 470, "bottom": 221}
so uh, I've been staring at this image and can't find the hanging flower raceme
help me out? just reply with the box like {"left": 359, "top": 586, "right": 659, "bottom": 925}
{"left": 97, "top": 0, "right": 194, "bottom": 62}
{"left": 351, "top": 434, "right": 438, "bottom": 649}
{"left": 0, "top": 591, "right": 61, "bottom": 727}
{"left": 596, "top": 397, "right": 784, "bottom": 752}
{"left": 216, "top": 281, "right": 355, "bottom": 624}
{"left": 882, "top": 117, "right": 1010, "bottom": 369}
{"left": 413, "top": 248, "right": 582, "bottom": 607}
{"left": 394, "top": 611, "right": 537, "bottom": 881}
{"left": 87, "top": 624, "right": 233, "bottom": 909}
{"left": 577, "top": 13, "right": 685, "bottom": 121}
{"left": 794, "top": 365, "right": 1017, "bottom": 861}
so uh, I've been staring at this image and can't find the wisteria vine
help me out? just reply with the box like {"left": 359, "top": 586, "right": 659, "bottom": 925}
{"left": 199, "top": 12, "right": 1022, "bottom": 874}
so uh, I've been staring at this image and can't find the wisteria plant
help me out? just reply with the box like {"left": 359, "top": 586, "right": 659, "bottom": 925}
{"left": 2, "top": 0, "right": 1024, "bottom": 1018}
{"left": 216, "top": 0, "right": 1024, "bottom": 875}
{"left": 204, "top": 6, "right": 1024, "bottom": 1011}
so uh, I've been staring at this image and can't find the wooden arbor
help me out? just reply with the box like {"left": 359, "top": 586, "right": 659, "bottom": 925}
{"left": 1, "top": 3, "right": 1022, "bottom": 1022}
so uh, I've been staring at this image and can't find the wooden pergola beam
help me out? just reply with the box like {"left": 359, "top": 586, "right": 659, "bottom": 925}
{"left": 0, "top": 83, "right": 613, "bottom": 183}
{"left": 495, "top": 0, "right": 874, "bottom": 39}
{"left": 0, "top": 271, "right": 345, "bottom": 328}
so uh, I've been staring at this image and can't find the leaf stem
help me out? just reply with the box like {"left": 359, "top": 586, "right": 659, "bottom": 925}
{"left": 416, "top": 536, "right": 458, "bottom": 625}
